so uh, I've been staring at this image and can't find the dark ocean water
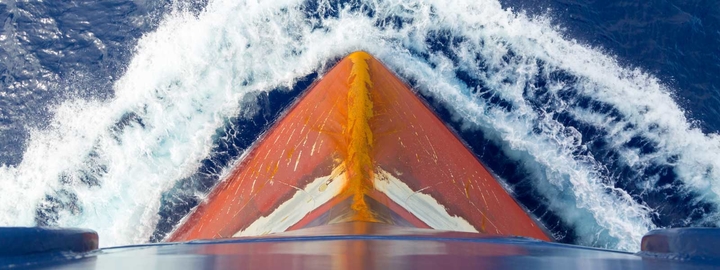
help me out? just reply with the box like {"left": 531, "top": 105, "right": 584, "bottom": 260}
{"left": 503, "top": 0, "right": 720, "bottom": 133}
{"left": 0, "top": 0, "right": 718, "bottom": 251}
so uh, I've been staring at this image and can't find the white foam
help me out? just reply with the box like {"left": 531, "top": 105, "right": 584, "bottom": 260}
{"left": 0, "top": 0, "right": 717, "bottom": 252}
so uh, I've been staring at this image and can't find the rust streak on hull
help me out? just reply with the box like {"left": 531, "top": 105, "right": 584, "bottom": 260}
{"left": 166, "top": 51, "right": 551, "bottom": 242}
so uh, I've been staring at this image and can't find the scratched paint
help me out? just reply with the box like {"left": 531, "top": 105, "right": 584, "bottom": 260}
{"left": 233, "top": 171, "right": 347, "bottom": 237}
{"left": 374, "top": 168, "right": 478, "bottom": 233}
{"left": 167, "top": 52, "right": 550, "bottom": 242}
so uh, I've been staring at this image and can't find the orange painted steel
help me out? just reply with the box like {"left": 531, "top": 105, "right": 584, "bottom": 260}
{"left": 167, "top": 51, "right": 550, "bottom": 242}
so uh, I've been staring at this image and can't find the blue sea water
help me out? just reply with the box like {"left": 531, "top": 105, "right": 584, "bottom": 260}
{"left": 0, "top": 0, "right": 718, "bottom": 251}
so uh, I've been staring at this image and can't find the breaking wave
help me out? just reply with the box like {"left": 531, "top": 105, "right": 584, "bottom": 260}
{"left": 0, "top": 0, "right": 718, "bottom": 252}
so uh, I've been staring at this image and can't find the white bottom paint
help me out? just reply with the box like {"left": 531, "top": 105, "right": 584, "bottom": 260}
{"left": 232, "top": 171, "right": 347, "bottom": 237}
{"left": 374, "top": 168, "right": 478, "bottom": 233}
{"left": 232, "top": 166, "right": 477, "bottom": 236}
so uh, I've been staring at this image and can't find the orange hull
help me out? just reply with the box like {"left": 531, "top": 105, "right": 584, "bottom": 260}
{"left": 167, "top": 52, "right": 550, "bottom": 242}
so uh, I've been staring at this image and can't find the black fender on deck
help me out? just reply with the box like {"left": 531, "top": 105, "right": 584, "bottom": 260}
{"left": 641, "top": 228, "right": 720, "bottom": 262}
{"left": 0, "top": 227, "right": 98, "bottom": 256}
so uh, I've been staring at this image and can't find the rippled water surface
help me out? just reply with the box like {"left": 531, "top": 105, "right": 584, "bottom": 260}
{"left": 0, "top": 0, "right": 718, "bottom": 252}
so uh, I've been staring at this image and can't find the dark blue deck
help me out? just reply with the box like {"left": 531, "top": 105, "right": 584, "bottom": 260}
{"left": 1, "top": 224, "right": 719, "bottom": 269}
